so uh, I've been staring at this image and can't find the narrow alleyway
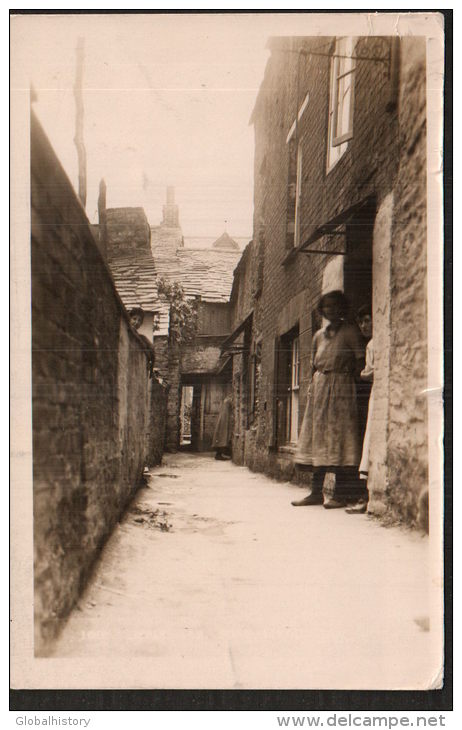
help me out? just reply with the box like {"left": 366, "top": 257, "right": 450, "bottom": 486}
{"left": 52, "top": 453, "right": 439, "bottom": 690}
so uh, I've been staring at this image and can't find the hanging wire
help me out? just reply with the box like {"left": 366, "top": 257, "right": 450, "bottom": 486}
{"left": 302, "top": 50, "right": 389, "bottom": 64}
{"left": 283, "top": 37, "right": 390, "bottom": 66}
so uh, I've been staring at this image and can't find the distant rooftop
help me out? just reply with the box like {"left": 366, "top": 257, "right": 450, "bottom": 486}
{"left": 103, "top": 189, "right": 246, "bottom": 338}
{"left": 151, "top": 226, "right": 242, "bottom": 304}
{"left": 212, "top": 232, "right": 240, "bottom": 251}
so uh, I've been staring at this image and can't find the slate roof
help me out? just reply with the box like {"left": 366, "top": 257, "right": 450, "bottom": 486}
{"left": 105, "top": 215, "right": 245, "bottom": 339}
{"left": 107, "top": 255, "right": 171, "bottom": 336}
{"left": 103, "top": 209, "right": 167, "bottom": 333}
{"left": 183, "top": 236, "right": 248, "bottom": 250}
{"left": 151, "top": 226, "right": 243, "bottom": 303}
{"left": 107, "top": 249, "right": 158, "bottom": 311}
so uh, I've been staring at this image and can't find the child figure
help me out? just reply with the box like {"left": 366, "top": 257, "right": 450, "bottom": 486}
{"left": 346, "top": 308, "right": 373, "bottom": 514}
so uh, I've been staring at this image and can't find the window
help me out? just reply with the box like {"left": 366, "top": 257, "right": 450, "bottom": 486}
{"left": 294, "top": 144, "right": 303, "bottom": 247}
{"left": 327, "top": 37, "right": 356, "bottom": 171}
{"left": 274, "top": 328, "right": 300, "bottom": 446}
{"left": 248, "top": 340, "right": 262, "bottom": 426}
{"left": 286, "top": 92, "right": 309, "bottom": 249}
{"left": 286, "top": 336, "right": 300, "bottom": 443}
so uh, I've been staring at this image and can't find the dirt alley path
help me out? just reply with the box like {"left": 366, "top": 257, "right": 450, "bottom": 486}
{"left": 51, "top": 452, "right": 441, "bottom": 690}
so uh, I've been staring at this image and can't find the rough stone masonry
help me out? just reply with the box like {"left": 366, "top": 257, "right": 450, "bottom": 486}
{"left": 30, "top": 112, "right": 167, "bottom": 654}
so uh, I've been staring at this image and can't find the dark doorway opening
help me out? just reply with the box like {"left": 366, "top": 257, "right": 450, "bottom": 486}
{"left": 180, "top": 375, "right": 231, "bottom": 452}
{"left": 190, "top": 384, "right": 202, "bottom": 451}
{"left": 344, "top": 198, "right": 376, "bottom": 445}
{"left": 343, "top": 199, "right": 376, "bottom": 318}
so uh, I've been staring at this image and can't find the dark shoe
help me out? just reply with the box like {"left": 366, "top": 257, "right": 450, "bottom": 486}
{"left": 323, "top": 498, "right": 347, "bottom": 510}
{"left": 215, "top": 453, "right": 228, "bottom": 461}
{"left": 345, "top": 501, "right": 368, "bottom": 514}
{"left": 291, "top": 493, "right": 323, "bottom": 506}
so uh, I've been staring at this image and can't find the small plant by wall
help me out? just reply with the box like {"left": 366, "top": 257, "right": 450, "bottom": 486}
{"left": 157, "top": 277, "right": 199, "bottom": 346}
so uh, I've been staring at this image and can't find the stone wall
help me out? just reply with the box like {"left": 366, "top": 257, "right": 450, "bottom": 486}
{"left": 153, "top": 335, "right": 180, "bottom": 452}
{"left": 148, "top": 375, "right": 169, "bottom": 467}
{"left": 105, "top": 207, "right": 151, "bottom": 254}
{"left": 181, "top": 340, "right": 223, "bottom": 374}
{"left": 31, "top": 113, "right": 165, "bottom": 654}
{"left": 368, "top": 193, "right": 393, "bottom": 515}
{"left": 386, "top": 38, "right": 428, "bottom": 525}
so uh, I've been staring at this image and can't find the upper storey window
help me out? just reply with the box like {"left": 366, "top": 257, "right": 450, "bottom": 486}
{"left": 327, "top": 37, "right": 356, "bottom": 172}
{"left": 286, "top": 92, "right": 309, "bottom": 249}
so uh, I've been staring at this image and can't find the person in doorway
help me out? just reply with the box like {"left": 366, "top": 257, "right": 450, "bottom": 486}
{"left": 355, "top": 304, "right": 373, "bottom": 445}
{"left": 129, "top": 307, "right": 144, "bottom": 331}
{"left": 129, "top": 307, "right": 155, "bottom": 378}
{"left": 346, "top": 308, "right": 374, "bottom": 514}
{"left": 291, "top": 290, "right": 365, "bottom": 509}
{"left": 212, "top": 394, "right": 233, "bottom": 461}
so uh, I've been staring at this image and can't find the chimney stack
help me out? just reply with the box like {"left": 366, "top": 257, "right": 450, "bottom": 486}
{"left": 162, "top": 186, "right": 180, "bottom": 227}
{"left": 97, "top": 178, "right": 107, "bottom": 259}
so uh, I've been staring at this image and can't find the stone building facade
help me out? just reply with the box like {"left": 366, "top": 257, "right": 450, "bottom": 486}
{"left": 150, "top": 189, "right": 242, "bottom": 451}
{"left": 97, "top": 186, "right": 242, "bottom": 454}
{"left": 227, "top": 36, "right": 429, "bottom": 527}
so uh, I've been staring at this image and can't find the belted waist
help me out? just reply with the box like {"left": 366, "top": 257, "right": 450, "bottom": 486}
{"left": 315, "top": 368, "right": 352, "bottom": 375}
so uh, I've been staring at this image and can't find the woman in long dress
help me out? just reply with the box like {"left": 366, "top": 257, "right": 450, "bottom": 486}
{"left": 291, "top": 291, "right": 365, "bottom": 509}
{"left": 212, "top": 394, "right": 233, "bottom": 460}
{"left": 346, "top": 307, "right": 374, "bottom": 513}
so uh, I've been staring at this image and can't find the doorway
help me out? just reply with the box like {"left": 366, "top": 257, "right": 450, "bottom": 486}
{"left": 180, "top": 385, "right": 194, "bottom": 447}
{"left": 190, "top": 385, "right": 202, "bottom": 451}
{"left": 180, "top": 377, "right": 231, "bottom": 452}
{"left": 343, "top": 199, "right": 376, "bottom": 318}
{"left": 343, "top": 199, "right": 376, "bottom": 443}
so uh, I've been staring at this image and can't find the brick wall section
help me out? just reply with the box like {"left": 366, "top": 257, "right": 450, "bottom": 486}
{"left": 181, "top": 340, "right": 223, "bottom": 374}
{"left": 387, "top": 39, "right": 428, "bottom": 524}
{"left": 232, "top": 37, "right": 400, "bottom": 478}
{"left": 230, "top": 38, "right": 429, "bottom": 524}
{"left": 31, "top": 113, "right": 164, "bottom": 654}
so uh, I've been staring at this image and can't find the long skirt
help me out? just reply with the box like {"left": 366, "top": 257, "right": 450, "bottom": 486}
{"left": 212, "top": 401, "right": 232, "bottom": 449}
{"left": 359, "top": 386, "right": 374, "bottom": 478}
{"left": 295, "top": 371, "right": 360, "bottom": 467}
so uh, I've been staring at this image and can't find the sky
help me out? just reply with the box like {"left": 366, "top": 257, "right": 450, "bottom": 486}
{"left": 12, "top": 12, "right": 424, "bottom": 240}
{"left": 13, "top": 13, "right": 276, "bottom": 238}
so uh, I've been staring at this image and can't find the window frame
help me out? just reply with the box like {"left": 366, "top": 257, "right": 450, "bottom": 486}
{"left": 287, "top": 335, "right": 300, "bottom": 444}
{"left": 248, "top": 340, "right": 262, "bottom": 426}
{"left": 286, "top": 92, "right": 309, "bottom": 249}
{"left": 274, "top": 326, "right": 300, "bottom": 448}
{"left": 326, "top": 37, "right": 356, "bottom": 172}
{"left": 331, "top": 38, "right": 356, "bottom": 146}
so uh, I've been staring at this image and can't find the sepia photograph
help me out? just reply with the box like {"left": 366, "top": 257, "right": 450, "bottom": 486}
{"left": 10, "top": 10, "right": 447, "bottom": 702}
